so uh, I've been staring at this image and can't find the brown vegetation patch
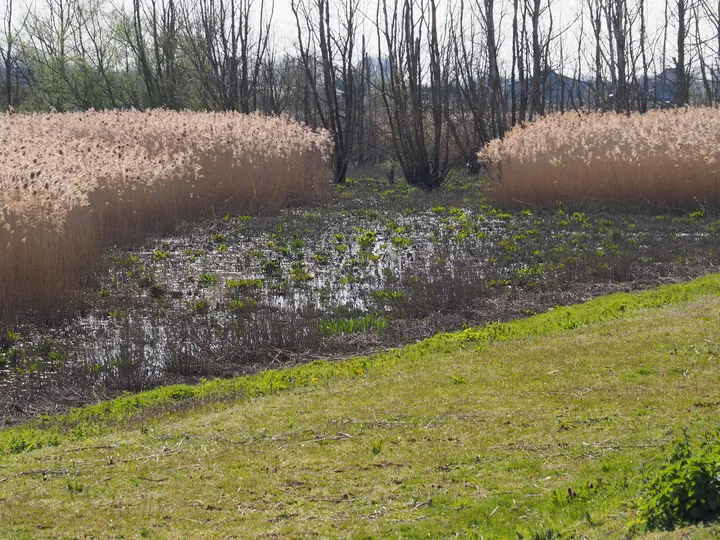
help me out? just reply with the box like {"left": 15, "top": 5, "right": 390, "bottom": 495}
{"left": 481, "top": 108, "right": 720, "bottom": 208}
{"left": 0, "top": 110, "right": 331, "bottom": 322}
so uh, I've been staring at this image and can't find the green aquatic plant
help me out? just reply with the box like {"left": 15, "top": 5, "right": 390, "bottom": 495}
{"left": 0, "top": 329, "right": 20, "bottom": 352}
{"left": 152, "top": 250, "right": 170, "bottom": 262}
{"left": 357, "top": 230, "right": 377, "bottom": 251}
{"left": 227, "top": 298, "right": 258, "bottom": 314}
{"left": 121, "top": 254, "right": 140, "bottom": 267}
{"left": 186, "top": 249, "right": 206, "bottom": 262}
{"left": 290, "top": 261, "right": 312, "bottom": 282}
{"left": 391, "top": 235, "right": 412, "bottom": 248}
{"left": 290, "top": 235, "right": 305, "bottom": 250}
{"left": 198, "top": 274, "right": 218, "bottom": 288}
{"left": 262, "top": 260, "right": 282, "bottom": 277}
{"left": 150, "top": 283, "right": 166, "bottom": 299}
{"left": 318, "top": 313, "right": 387, "bottom": 337}
{"left": 312, "top": 252, "right": 329, "bottom": 265}
{"left": 226, "top": 278, "right": 263, "bottom": 291}
{"left": 190, "top": 300, "right": 210, "bottom": 315}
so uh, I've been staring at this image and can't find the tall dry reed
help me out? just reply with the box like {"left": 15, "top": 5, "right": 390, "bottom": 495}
{"left": 0, "top": 110, "right": 331, "bottom": 323}
{"left": 480, "top": 108, "right": 720, "bottom": 208}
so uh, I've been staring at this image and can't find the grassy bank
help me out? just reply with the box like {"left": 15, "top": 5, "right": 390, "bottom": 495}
{"left": 1, "top": 275, "right": 719, "bottom": 536}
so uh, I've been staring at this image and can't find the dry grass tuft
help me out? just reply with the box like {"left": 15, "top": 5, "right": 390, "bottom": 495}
{"left": 480, "top": 108, "right": 720, "bottom": 209}
{"left": 0, "top": 110, "right": 331, "bottom": 322}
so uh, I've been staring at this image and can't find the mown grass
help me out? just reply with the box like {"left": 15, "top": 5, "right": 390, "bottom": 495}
{"left": 1, "top": 275, "right": 720, "bottom": 536}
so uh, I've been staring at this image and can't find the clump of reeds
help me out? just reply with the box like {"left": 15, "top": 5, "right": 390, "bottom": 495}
{"left": 0, "top": 110, "right": 331, "bottom": 323}
{"left": 480, "top": 108, "right": 720, "bottom": 209}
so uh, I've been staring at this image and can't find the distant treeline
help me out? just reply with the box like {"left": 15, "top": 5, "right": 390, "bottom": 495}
{"left": 1, "top": 0, "right": 716, "bottom": 188}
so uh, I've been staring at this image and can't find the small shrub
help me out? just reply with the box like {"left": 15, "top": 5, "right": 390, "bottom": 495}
{"left": 639, "top": 430, "right": 720, "bottom": 531}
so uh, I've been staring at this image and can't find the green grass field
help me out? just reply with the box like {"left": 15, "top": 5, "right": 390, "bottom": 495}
{"left": 2, "top": 276, "right": 720, "bottom": 538}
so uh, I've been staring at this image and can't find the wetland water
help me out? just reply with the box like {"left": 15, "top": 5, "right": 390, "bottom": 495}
{"left": 1, "top": 175, "right": 718, "bottom": 421}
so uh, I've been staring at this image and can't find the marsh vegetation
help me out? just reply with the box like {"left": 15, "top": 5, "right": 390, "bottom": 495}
{"left": 2, "top": 170, "right": 719, "bottom": 423}
{"left": 0, "top": 110, "right": 331, "bottom": 323}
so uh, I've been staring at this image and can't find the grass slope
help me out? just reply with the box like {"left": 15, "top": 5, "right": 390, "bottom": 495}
{"left": 1, "top": 275, "right": 720, "bottom": 537}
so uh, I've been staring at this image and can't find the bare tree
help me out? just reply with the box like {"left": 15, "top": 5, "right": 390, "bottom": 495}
{"left": 292, "top": 0, "right": 359, "bottom": 184}
{"left": 610, "top": 0, "right": 629, "bottom": 113}
{"left": 0, "top": 0, "right": 28, "bottom": 108}
{"left": 481, "top": 0, "right": 507, "bottom": 138}
{"left": 588, "top": 0, "right": 604, "bottom": 108}
{"left": 181, "top": 0, "right": 273, "bottom": 111}
{"left": 675, "top": 0, "right": 689, "bottom": 106}
{"left": 452, "top": 0, "right": 491, "bottom": 154}
{"left": 694, "top": 3, "right": 712, "bottom": 103}
{"left": 356, "top": 33, "right": 368, "bottom": 165}
{"left": 115, "top": 0, "right": 183, "bottom": 108}
{"left": 377, "top": 0, "right": 450, "bottom": 189}
{"left": 510, "top": 0, "right": 519, "bottom": 124}
{"left": 528, "top": 0, "right": 542, "bottom": 119}
{"left": 703, "top": 0, "right": 720, "bottom": 98}
{"left": 1, "top": 0, "right": 17, "bottom": 107}
{"left": 23, "top": 0, "right": 81, "bottom": 110}
{"left": 639, "top": 0, "right": 649, "bottom": 111}
{"left": 257, "top": 48, "right": 293, "bottom": 114}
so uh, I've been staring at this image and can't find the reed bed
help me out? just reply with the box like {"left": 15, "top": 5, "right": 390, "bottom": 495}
{"left": 481, "top": 108, "right": 720, "bottom": 208}
{"left": 0, "top": 110, "right": 331, "bottom": 323}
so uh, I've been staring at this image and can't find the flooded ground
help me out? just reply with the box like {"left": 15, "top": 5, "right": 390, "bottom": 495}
{"left": 2, "top": 173, "right": 719, "bottom": 422}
